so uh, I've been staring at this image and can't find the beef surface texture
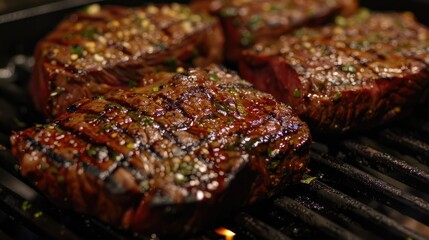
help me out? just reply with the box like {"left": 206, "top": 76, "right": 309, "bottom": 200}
{"left": 192, "top": 0, "right": 358, "bottom": 63}
{"left": 31, "top": 3, "right": 224, "bottom": 118}
{"left": 240, "top": 10, "right": 429, "bottom": 133}
{"left": 11, "top": 65, "right": 311, "bottom": 236}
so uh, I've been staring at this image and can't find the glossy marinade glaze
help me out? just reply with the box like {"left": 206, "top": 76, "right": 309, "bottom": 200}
{"left": 240, "top": 10, "right": 429, "bottom": 133}
{"left": 12, "top": 65, "right": 311, "bottom": 235}
{"left": 31, "top": 3, "right": 224, "bottom": 118}
{"left": 192, "top": 0, "right": 358, "bottom": 63}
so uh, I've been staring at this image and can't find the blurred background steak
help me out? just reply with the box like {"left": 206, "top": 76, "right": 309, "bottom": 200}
{"left": 240, "top": 10, "right": 429, "bottom": 133}
{"left": 11, "top": 65, "right": 311, "bottom": 236}
{"left": 30, "top": 3, "right": 224, "bottom": 118}
{"left": 191, "top": 0, "right": 358, "bottom": 64}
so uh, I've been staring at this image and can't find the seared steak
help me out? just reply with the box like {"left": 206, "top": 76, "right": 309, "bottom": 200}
{"left": 11, "top": 65, "right": 311, "bottom": 236}
{"left": 31, "top": 4, "right": 224, "bottom": 118}
{"left": 192, "top": 0, "right": 358, "bottom": 63}
{"left": 240, "top": 10, "right": 429, "bottom": 133}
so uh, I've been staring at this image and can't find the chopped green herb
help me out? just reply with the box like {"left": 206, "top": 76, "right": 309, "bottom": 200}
{"left": 301, "top": 176, "right": 317, "bottom": 184}
{"left": 316, "top": 82, "right": 326, "bottom": 91}
{"left": 128, "top": 80, "right": 137, "bottom": 88}
{"left": 54, "top": 125, "right": 64, "bottom": 134}
{"left": 14, "top": 164, "right": 20, "bottom": 172}
{"left": 293, "top": 88, "right": 301, "bottom": 98}
{"left": 335, "top": 16, "right": 348, "bottom": 27}
{"left": 220, "top": 7, "right": 237, "bottom": 17}
{"left": 355, "top": 8, "right": 371, "bottom": 22}
{"left": 341, "top": 64, "right": 357, "bottom": 73}
{"left": 13, "top": 118, "right": 27, "bottom": 128}
{"left": 50, "top": 87, "right": 65, "bottom": 97}
{"left": 267, "top": 159, "right": 281, "bottom": 170}
{"left": 228, "top": 87, "right": 238, "bottom": 93}
{"left": 332, "top": 92, "right": 342, "bottom": 102}
{"left": 243, "top": 138, "right": 258, "bottom": 150}
{"left": 48, "top": 166, "right": 58, "bottom": 174}
{"left": 154, "top": 42, "right": 168, "bottom": 50}
{"left": 174, "top": 173, "right": 188, "bottom": 185}
{"left": 191, "top": 48, "right": 200, "bottom": 58}
{"left": 33, "top": 211, "right": 43, "bottom": 218}
{"left": 21, "top": 201, "right": 32, "bottom": 211}
{"left": 40, "top": 162, "right": 48, "bottom": 170}
{"left": 178, "top": 162, "right": 193, "bottom": 176}
{"left": 87, "top": 146, "right": 98, "bottom": 157}
{"left": 70, "top": 44, "right": 84, "bottom": 57}
{"left": 126, "top": 142, "right": 135, "bottom": 149}
{"left": 139, "top": 181, "right": 150, "bottom": 191}
{"left": 226, "top": 116, "right": 234, "bottom": 125}
{"left": 105, "top": 102, "right": 125, "bottom": 111}
{"left": 99, "top": 123, "right": 112, "bottom": 133}
{"left": 57, "top": 175, "right": 65, "bottom": 183}
{"left": 248, "top": 15, "right": 262, "bottom": 30}
{"left": 213, "top": 100, "right": 229, "bottom": 115}
{"left": 236, "top": 101, "right": 246, "bottom": 116}
{"left": 152, "top": 86, "right": 160, "bottom": 92}
{"left": 209, "top": 73, "right": 220, "bottom": 82}
{"left": 164, "top": 57, "right": 177, "bottom": 71}
{"left": 81, "top": 26, "right": 99, "bottom": 40}
{"left": 143, "top": 116, "right": 154, "bottom": 126}
{"left": 269, "top": 4, "right": 281, "bottom": 12}
{"left": 268, "top": 148, "right": 280, "bottom": 158}
{"left": 240, "top": 31, "right": 254, "bottom": 47}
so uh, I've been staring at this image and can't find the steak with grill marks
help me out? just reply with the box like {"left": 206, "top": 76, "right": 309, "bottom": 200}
{"left": 11, "top": 65, "right": 311, "bottom": 236}
{"left": 31, "top": 3, "right": 224, "bottom": 119}
{"left": 239, "top": 10, "right": 429, "bottom": 133}
{"left": 191, "top": 0, "right": 358, "bottom": 64}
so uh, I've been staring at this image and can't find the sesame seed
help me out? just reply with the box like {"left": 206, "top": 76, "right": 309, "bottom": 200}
{"left": 86, "top": 4, "right": 100, "bottom": 15}
{"left": 94, "top": 54, "right": 104, "bottom": 62}
{"left": 147, "top": 5, "right": 159, "bottom": 14}
{"left": 141, "top": 19, "right": 150, "bottom": 28}
{"left": 70, "top": 54, "right": 79, "bottom": 61}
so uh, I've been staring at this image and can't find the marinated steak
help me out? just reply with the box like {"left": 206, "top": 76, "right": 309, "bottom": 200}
{"left": 240, "top": 10, "right": 429, "bottom": 133}
{"left": 31, "top": 4, "right": 224, "bottom": 118}
{"left": 11, "top": 65, "right": 311, "bottom": 236}
{"left": 192, "top": 0, "right": 358, "bottom": 63}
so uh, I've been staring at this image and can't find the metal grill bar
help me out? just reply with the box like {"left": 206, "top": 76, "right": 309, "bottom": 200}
{"left": 274, "top": 196, "right": 361, "bottom": 240}
{"left": 310, "top": 151, "right": 429, "bottom": 224}
{"left": 304, "top": 177, "right": 426, "bottom": 240}
{"left": 234, "top": 212, "right": 291, "bottom": 240}
{"left": 343, "top": 140, "right": 429, "bottom": 193}
{"left": 378, "top": 129, "right": 429, "bottom": 161}
{"left": 0, "top": 183, "right": 80, "bottom": 240}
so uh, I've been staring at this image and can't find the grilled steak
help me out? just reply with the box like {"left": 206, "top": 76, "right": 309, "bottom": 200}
{"left": 31, "top": 3, "right": 224, "bottom": 119}
{"left": 191, "top": 0, "right": 358, "bottom": 63}
{"left": 240, "top": 10, "right": 429, "bottom": 133}
{"left": 11, "top": 65, "right": 311, "bottom": 236}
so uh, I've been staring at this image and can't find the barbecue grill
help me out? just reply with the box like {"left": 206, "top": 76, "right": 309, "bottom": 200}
{"left": 1, "top": 0, "right": 429, "bottom": 239}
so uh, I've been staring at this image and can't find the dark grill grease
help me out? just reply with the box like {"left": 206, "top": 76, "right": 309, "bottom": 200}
{"left": 11, "top": 65, "right": 311, "bottom": 236}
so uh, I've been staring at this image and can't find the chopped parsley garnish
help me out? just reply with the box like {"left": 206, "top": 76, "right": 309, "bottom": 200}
{"left": 209, "top": 73, "right": 220, "bottom": 82}
{"left": 341, "top": 64, "right": 357, "bottom": 73}
{"left": 71, "top": 44, "right": 84, "bottom": 57}
{"left": 293, "top": 88, "right": 301, "bottom": 98}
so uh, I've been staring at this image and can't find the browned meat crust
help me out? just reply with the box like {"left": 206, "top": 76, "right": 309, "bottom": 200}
{"left": 12, "top": 65, "right": 311, "bottom": 236}
{"left": 240, "top": 10, "right": 429, "bottom": 133}
{"left": 192, "top": 0, "right": 358, "bottom": 63}
{"left": 30, "top": 4, "right": 224, "bottom": 118}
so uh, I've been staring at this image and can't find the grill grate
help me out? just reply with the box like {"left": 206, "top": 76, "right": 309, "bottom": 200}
{"left": 2, "top": 0, "right": 429, "bottom": 236}
{"left": 1, "top": 53, "right": 428, "bottom": 240}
